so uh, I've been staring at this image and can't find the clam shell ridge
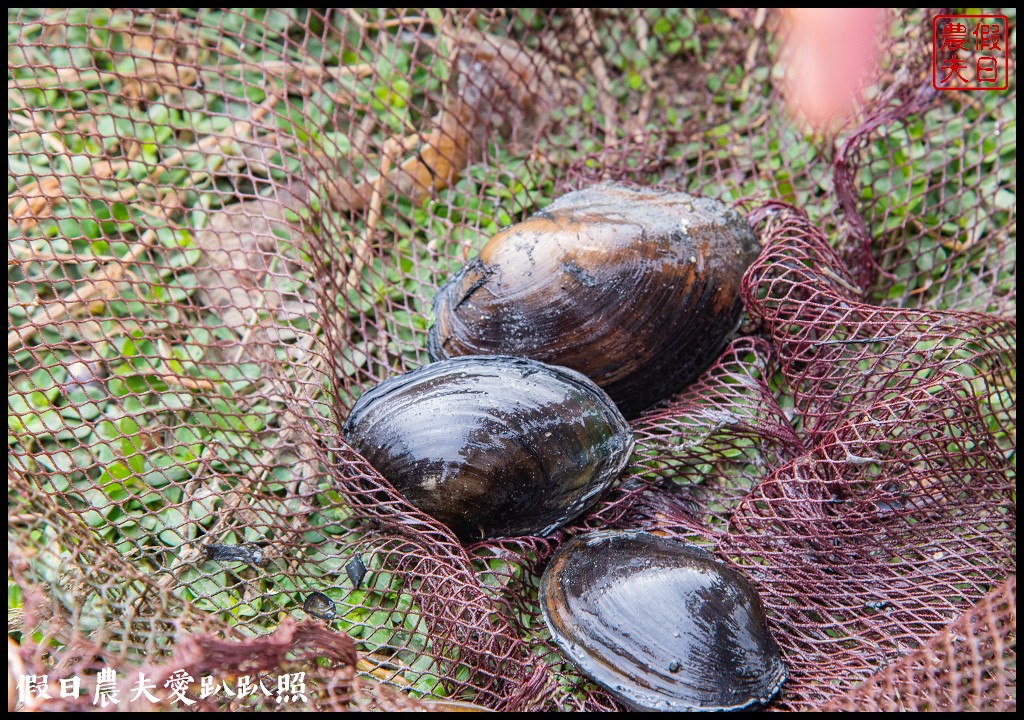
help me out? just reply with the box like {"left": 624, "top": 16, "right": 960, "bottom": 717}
{"left": 540, "top": 530, "right": 786, "bottom": 711}
{"left": 342, "top": 356, "right": 635, "bottom": 541}
{"left": 428, "top": 184, "right": 760, "bottom": 418}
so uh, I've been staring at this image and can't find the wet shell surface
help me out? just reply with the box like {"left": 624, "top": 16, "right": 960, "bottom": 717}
{"left": 342, "top": 356, "right": 634, "bottom": 541}
{"left": 540, "top": 530, "right": 786, "bottom": 711}
{"left": 428, "top": 184, "right": 760, "bottom": 418}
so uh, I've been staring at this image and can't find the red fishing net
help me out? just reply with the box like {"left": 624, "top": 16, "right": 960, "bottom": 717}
{"left": 8, "top": 8, "right": 1015, "bottom": 711}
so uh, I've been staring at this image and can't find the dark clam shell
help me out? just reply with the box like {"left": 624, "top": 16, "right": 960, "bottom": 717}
{"left": 428, "top": 184, "right": 760, "bottom": 418}
{"left": 540, "top": 530, "right": 786, "bottom": 711}
{"left": 342, "top": 356, "right": 634, "bottom": 541}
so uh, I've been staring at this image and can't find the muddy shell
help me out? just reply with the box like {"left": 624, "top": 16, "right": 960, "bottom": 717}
{"left": 342, "top": 356, "right": 634, "bottom": 541}
{"left": 540, "top": 530, "right": 786, "bottom": 712}
{"left": 428, "top": 185, "right": 760, "bottom": 418}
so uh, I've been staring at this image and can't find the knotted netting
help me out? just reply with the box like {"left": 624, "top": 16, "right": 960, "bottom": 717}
{"left": 8, "top": 8, "right": 1015, "bottom": 711}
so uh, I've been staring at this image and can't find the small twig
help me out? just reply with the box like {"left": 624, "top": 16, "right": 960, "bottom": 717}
{"left": 893, "top": 676, "right": 906, "bottom": 712}
{"left": 356, "top": 657, "right": 415, "bottom": 688}
{"left": 351, "top": 113, "right": 378, "bottom": 158}
{"left": 571, "top": 8, "right": 618, "bottom": 151}
{"left": 324, "top": 130, "right": 422, "bottom": 213}
{"left": 7, "top": 68, "right": 129, "bottom": 91}
{"left": 345, "top": 138, "right": 401, "bottom": 289}
{"left": 154, "top": 372, "right": 217, "bottom": 392}
{"left": 7, "top": 513, "right": 44, "bottom": 524}
{"left": 9, "top": 110, "right": 77, "bottom": 229}
{"left": 9, "top": 158, "right": 127, "bottom": 232}
{"left": 739, "top": 8, "right": 769, "bottom": 98}
{"left": 7, "top": 112, "right": 36, "bottom": 129}
{"left": 230, "top": 255, "right": 279, "bottom": 365}
{"left": 749, "top": 111, "right": 769, "bottom": 129}
{"left": 8, "top": 175, "right": 66, "bottom": 230}
{"left": 214, "top": 60, "right": 374, "bottom": 83}
{"left": 819, "top": 265, "right": 864, "bottom": 295}
{"left": 345, "top": 9, "right": 430, "bottom": 31}
{"left": 8, "top": 245, "right": 118, "bottom": 265}
{"left": 7, "top": 128, "right": 63, "bottom": 155}
{"left": 629, "top": 11, "right": 655, "bottom": 138}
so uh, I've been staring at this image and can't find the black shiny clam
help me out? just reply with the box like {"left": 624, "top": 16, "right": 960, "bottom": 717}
{"left": 428, "top": 185, "right": 760, "bottom": 418}
{"left": 540, "top": 530, "right": 786, "bottom": 712}
{"left": 342, "top": 356, "right": 634, "bottom": 541}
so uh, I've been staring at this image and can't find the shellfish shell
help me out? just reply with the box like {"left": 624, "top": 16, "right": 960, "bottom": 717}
{"left": 428, "top": 185, "right": 760, "bottom": 418}
{"left": 342, "top": 356, "right": 634, "bottom": 541}
{"left": 540, "top": 530, "right": 786, "bottom": 711}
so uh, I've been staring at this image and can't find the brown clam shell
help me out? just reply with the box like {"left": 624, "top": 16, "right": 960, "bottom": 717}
{"left": 342, "top": 356, "right": 634, "bottom": 541}
{"left": 428, "top": 185, "right": 760, "bottom": 418}
{"left": 540, "top": 530, "right": 786, "bottom": 711}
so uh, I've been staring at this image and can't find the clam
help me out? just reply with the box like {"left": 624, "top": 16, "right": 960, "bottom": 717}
{"left": 428, "top": 185, "right": 760, "bottom": 418}
{"left": 342, "top": 356, "right": 634, "bottom": 541}
{"left": 540, "top": 530, "right": 786, "bottom": 711}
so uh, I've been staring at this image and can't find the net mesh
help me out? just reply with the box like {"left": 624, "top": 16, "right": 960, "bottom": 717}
{"left": 8, "top": 8, "right": 1016, "bottom": 711}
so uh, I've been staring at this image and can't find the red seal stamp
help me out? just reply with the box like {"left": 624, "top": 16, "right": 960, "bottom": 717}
{"left": 932, "top": 14, "right": 1009, "bottom": 91}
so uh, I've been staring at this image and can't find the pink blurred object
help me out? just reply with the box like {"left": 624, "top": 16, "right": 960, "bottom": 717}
{"left": 780, "top": 8, "right": 886, "bottom": 131}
